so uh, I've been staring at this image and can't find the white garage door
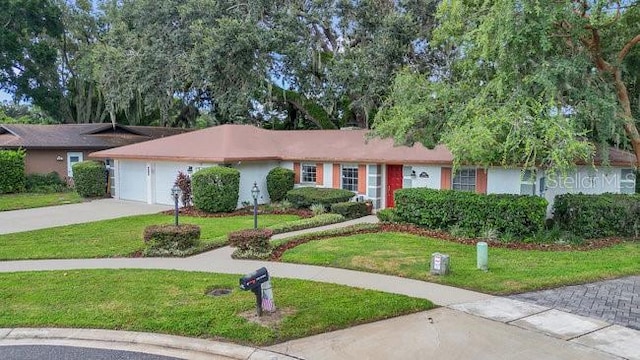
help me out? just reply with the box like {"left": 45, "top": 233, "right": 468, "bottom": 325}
{"left": 154, "top": 162, "right": 185, "bottom": 205}
{"left": 118, "top": 161, "right": 147, "bottom": 202}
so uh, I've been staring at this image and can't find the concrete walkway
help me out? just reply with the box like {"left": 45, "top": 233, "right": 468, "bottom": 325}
{"left": 0, "top": 201, "right": 638, "bottom": 359}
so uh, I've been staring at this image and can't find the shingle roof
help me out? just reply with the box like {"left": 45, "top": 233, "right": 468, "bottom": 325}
{"left": 90, "top": 124, "right": 451, "bottom": 164}
{"left": 0, "top": 124, "right": 191, "bottom": 150}
{"left": 89, "top": 124, "right": 636, "bottom": 166}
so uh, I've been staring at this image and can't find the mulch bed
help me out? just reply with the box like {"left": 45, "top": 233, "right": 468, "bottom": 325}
{"left": 270, "top": 223, "right": 627, "bottom": 261}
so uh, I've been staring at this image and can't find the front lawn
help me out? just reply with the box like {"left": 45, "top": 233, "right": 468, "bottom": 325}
{"left": 280, "top": 232, "right": 640, "bottom": 295}
{"left": 0, "top": 192, "right": 83, "bottom": 211}
{"left": 0, "top": 214, "right": 299, "bottom": 260}
{"left": 0, "top": 269, "right": 434, "bottom": 346}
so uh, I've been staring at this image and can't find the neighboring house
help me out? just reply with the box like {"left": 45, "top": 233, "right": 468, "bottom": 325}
{"left": 89, "top": 124, "right": 636, "bottom": 214}
{"left": 0, "top": 124, "right": 191, "bottom": 191}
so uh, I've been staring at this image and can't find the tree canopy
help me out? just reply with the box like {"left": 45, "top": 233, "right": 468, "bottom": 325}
{"left": 373, "top": 0, "right": 640, "bottom": 169}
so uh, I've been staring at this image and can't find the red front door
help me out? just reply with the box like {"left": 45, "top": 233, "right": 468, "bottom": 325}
{"left": 386, "top": 165, "right": 403, "bottom": 208}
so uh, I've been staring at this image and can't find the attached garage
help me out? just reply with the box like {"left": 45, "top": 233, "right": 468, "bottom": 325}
{"left": 153, "top": 162, "right": 185, "bottom": 205}
{"left": 117, "top": 160, "right": 148, "bottom": 203}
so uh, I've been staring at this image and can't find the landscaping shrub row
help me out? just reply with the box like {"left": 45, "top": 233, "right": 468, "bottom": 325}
{"left": 269, "top": 213, "right": 345, "bottom": 234}
{"left": 553, "top": 193, "right": 640, "bottom": 239}
{"left": 26, "top": 172, "right": 67, "bottom": 193}
{"left": 286, "top": 187, "right": 355, "bottom": 208}
{"left": 330, "top": 201, "right": 369, "bottom": 219}
{"left": 394, "top": 188, "right": 547, "bottom": 237}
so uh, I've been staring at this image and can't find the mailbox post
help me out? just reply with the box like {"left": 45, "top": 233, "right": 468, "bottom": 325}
{"left": 239, "top": 267, "right": 270, "bottom": 316}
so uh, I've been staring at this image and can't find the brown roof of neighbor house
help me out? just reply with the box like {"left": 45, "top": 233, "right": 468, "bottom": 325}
{"left": 89, "top": 124, "right": 636, "bottom": 166}
{"left": 0, "top": 124, "right": 191, "bottom": 150}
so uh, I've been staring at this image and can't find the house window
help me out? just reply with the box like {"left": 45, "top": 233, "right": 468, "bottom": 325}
{"left": 67, "top": 152, "right": 84, "bottom": 177}
{"left": 520, "top": 170, "right": 536, "bottom": 195}
{"left": 341, "top": 164, "right": 358, "bottom": 192}
{"left": 452, "top": 168, "right": 476, "bottom": 192}
{"left": 620, "top": 169, "right": 636, "bottom": 194}
{"left": 301, "top": 163, "right": 317, "bottom": 183}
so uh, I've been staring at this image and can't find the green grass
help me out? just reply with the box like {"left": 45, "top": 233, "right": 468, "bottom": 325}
{"left": 0, "top": 214, "right": 299, "bottom": 260}
{"left": 0, "top": 192, "right": 83, "bottom": 211}
{"left": 0, "top": 269, "right": 434, "bottom": 346}
{"left": 280, "top": 232, "right": 640, "bottom": 295}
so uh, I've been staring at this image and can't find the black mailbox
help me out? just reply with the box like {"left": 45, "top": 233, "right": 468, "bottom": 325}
{"left": 239, "top": 267, "right": 270, "bottom": 316}
{"left": 239, "top": 267, "right": 269, "bottom": 290}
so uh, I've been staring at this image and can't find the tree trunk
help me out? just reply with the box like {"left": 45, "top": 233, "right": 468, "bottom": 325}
{"left": 614, "top": 68, "right": 640, "bottom": 167}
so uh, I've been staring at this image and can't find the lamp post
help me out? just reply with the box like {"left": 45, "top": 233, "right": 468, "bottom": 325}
{"left": 251, "top": 182, "right": 260, "bottom": 230}
{"left": 171, "top": 185, "right": 182, "bottom": 226}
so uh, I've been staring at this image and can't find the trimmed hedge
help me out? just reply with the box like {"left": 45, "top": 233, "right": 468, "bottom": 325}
{"left": 143, "top": 224, "right": 201, "bottom": 256}
{"left": 330, "top": 202, "right": 369, "bottom": 219}
{"left": 553, "top": 193, "right": 640, "bottom": 238}
{"left": 286, "top": 187, "right": 355, "bottom": 208}
{"left": 26, "top": 172, "right": 66, "bottom": 193}
{"left": 192, "top": 166, "right": 240, "bottom": 213}
{"left": 269, "top": 213, "right": 345, "bottom": 234}
{"left": 267, "top": 167, "right": 294, "bottom": 202}
{"left": 228, "top": 228, "right": 274, "bottom": 251}
{"left": 72, "top": 161, "right": 106, "bottom": 197}
{"left": 0, "top": 149, "right": 25, "bottom": 194}
{"left": 395, "top": 188, "right": 547, "bottom": 237}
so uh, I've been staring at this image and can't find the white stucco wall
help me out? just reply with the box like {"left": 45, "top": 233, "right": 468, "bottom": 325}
{"left": 487, "top": 168, "right": 522, "bottom": 194}
{"left": 323, "top": 163, "right": 333, "bottom": 188}
{"left": 403, "top": 165, "right": 441, "bottom": 189}
{"left": 234, "top": 161, "right": 279, "bottom": 207}
{"left": 153, "top": 161, "right": 193, "bottom": 205}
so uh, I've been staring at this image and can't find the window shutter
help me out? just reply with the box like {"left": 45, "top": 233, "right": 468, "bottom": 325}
{"left": 358, "top": 164, "right": 366, "bottom": 194}
{"left": 293, "top": 162, "right": 301, "bottom": 184}
{"left": 316, "top": 163, "right": 324, "bottom": 185}
{"left": 332, "top": 164, "right": 340, "bottom": 188}
{"left": 441, "top": 167, "right": 452, "bottom": 190}
{"left": 476, "top": 169, "right": 487, "bottom": 194}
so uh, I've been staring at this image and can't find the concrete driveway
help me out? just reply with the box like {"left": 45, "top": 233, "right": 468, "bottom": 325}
{"left": 0, "top": 199, "right": 171, "bottom": 234}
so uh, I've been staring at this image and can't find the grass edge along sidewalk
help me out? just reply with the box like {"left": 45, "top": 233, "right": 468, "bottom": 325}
{"left": 0, "top": 269, "right": 434, "bottom": 347}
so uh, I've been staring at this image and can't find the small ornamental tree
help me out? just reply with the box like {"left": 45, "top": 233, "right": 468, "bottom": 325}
{"left": 0, "top": 149, "right": 25, "bottom": 194}
{"left": 192, "top": 166, "right": 240, "bottom": 213}
{"left": 174, "top": 171, "right": 192, "bottom": 207}
{"left": 72, "top": 161, "right": 107, "bottom": 197}
{"left": 266, "top": 167, "right": 294, "bottom": 202}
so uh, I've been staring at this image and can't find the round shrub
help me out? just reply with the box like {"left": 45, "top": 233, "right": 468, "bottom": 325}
{"left": 192, "top": 166, "right": 240, "bottom": 213}
{"left": 72, "top": 161, "right": 106, "bottom": 197}
{"left": 0, "top": 149, "right": 25, "bottom": 194}
{"left": 266, "top": 167, "right": 294, "bottom": 202}
{"left": 143, "top": 224, "right": 201, "bottom": 256}
{"left": 228, "top": 228, "right": 274, "bottom": 251}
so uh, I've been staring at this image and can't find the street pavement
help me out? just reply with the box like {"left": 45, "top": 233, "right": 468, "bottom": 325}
{"left": 0, "top": 199, "right": 639, "bottom": 359}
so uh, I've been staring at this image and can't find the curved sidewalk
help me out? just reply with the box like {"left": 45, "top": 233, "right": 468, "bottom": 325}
{"left": 1, "top": 201, "right": 638, "bottom": 359}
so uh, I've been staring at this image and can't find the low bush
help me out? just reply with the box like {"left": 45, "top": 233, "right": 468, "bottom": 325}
{"left": 25, "top": 172, "right": 67, "bottom": 193}
{"left": 72, "top": 161, "right": 106, "bottom": 197}
{"left": 310, "top": 203, "right": 326, "bottom": 216}
{"left": 395, "top": 188, "right": 547, "bottom": 238}
{"left": 266, "top": 167, "right": 295, "bottom": 202}
{"left": 286, "top": 187, "right": 354, "bottom": 208}
{"left": 330, "top": 202, "right": 369, "bottom": 219}
{"left": 228, "top": 228, "right": 274, "bottom": 251}
{"left": 376, "top": 208, "right": 398, "bottom": 223}
{"left": 553, "top": 193, "right": 640, "bottom": 238}
{"left": 143, "top": 224, "right": 201, "bottom": 256}
{"left": 192, "top": 166, "right": 240, "bottom": 213}
{"left": 0, "top": 149, "right": 25, "bottom": 194}
{"left": 269, "top": 213, "right": 345, "bottom": 234}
